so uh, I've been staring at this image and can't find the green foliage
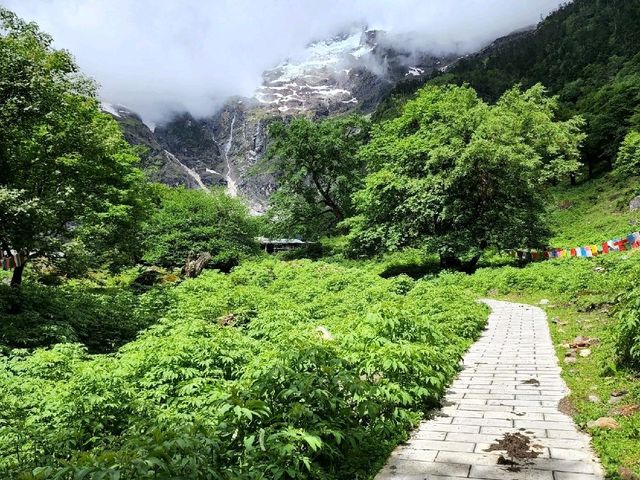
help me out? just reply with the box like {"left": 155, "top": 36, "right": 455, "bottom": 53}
{"left": 546, "top": 173, "right": 640, "bottom": 247}
{"left": 264, "top": 115, "right": 370, "bottom": 239}
{"left": 0, "top": 278, "right": 174, "bottom": 353}
{"left": 0, "top": 9, "right": 150, "bottom": 279}
{"left": 617, "top": 287, "right": 640, "bottom": 370}
{"left": 374, "top": 0, "right": 640, "bottom": 169}
{"left": 614, "top": 131, "right": 640, "bottom": 178}
{"left": 0, "top": 260, "right": 487, "bottom": 479}
{"left": 142, "top": 185, "right": 258, "bottom": 269}
{"left": 347, "top": 84, "right": 584, "bottom": 268}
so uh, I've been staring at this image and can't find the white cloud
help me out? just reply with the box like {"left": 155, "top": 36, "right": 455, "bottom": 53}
{"left": 2, "top": 0, "right": 567, "bottom": 123}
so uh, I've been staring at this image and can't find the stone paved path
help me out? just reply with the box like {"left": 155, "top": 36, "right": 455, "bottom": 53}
{"left": 376, "top": 299, "right": 604, "bottom": 480}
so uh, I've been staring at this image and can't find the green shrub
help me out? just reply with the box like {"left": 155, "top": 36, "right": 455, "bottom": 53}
{"left": 142, "top": 185, "right": 259, "bottom": 270}
{"left": 0, "top": 280, "right": 174, "bottom": 353}
{"left": 0, "top": 259, "right": 487, "bottom": 479}
{"left": 614, "top": 130, "right": 640, "bottom": 178}
{"left": 617, "top": 288, "right": 640, "bottom": 369}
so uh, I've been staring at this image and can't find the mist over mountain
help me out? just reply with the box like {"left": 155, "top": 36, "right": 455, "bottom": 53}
{"left": 97, "top": 26, "right": 466, "bottom": 213}
{"left": 4, "top": 0, "right": 566, "bottom": 124}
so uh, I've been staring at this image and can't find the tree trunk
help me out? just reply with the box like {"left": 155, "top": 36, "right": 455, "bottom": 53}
{"left": 439, "top": 255, "right": 463, "bottom": 270}
{"left": 182, "top": 252, "right": 212, "bottom": 278}
{"left": 311, "top": 174, "right": 344, "bottom": 222}
{"left": 10, "top": 263, "right": 25, "bottom": 287}
{"left": 461, "top": 253, "right": 483, "bottom": 274}
{"left": 570, "top": 174, "right": 577, "bottom": 186}
{"left": 439, "top": 253, "right": 482, "bottom": 274}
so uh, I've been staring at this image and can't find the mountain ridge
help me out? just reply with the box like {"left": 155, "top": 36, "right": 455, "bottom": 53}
{"left": 103, "top": 28, "right": 459, "bottom": 212}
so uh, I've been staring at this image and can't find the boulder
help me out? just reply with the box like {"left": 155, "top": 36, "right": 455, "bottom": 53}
{"left": 619, "top": 467, "right": 640, "bottom": 480}
{"left": 587, "top": 417, "right": 620, "bottom": 430}
{"left": 611, "top": 404, "right": 640, "bottom": 417}
{"left": 315, "top": 326, "right": 334, "bottom": 341}
{"left": 630, "top": 195, "right": 640, "bottom": 212}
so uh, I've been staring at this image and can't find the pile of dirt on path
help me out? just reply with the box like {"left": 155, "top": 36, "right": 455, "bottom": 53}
{"left": 522, "top": 378, "right": 540, "bottom": 386}
{"left": 485, "top": 432, "right": 542, "bottom": 472}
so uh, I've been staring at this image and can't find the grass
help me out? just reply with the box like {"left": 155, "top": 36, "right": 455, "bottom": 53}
{"left": 547, "top": 174, "right": 640, "bottom": 247}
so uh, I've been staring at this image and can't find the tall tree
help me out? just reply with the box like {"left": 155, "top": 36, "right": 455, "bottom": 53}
{"left": 613, "top": 130, "right": 640, "bottom": 178}
{"left": 347, "top": 84, "right": 585, "bottom": 270}
{"left": 264, "top": 115, "right": 370, "bottom": 239}
{"left": 0, "top": 9, "right": 149, "bottom": 285}
{"left": 141, "top": 185, "right": 258, "bottom": 271}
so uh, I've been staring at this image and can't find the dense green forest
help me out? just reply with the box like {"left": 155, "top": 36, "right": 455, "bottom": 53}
{"left": 2, "top": 1, "right": 640, "bottom": 479}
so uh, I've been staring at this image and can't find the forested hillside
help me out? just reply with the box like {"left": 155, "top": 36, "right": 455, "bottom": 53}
{"left": 376, "top": 0, "right": 640, "bottom": 174}
{"left": 2, "top": 1, "right": 640, "bottom": 479}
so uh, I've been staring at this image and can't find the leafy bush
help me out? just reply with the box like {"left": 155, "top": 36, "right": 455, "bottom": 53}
{"left": 617, "top": 288, "right": 640, "bottom": 370}
{"left": 142, "top": 185, "right": 259, "bottom": 270}
{"left": 614, "top": 130, "right": 640, "bottom": 178}
{"left": 0, "top": 260, "right": 487, "bottom": 479}
{"left": 0, "top": 280, "right": 174, "bottom": 353}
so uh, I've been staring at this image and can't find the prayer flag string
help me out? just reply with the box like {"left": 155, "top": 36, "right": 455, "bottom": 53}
{"left": 509, "top": 231, "right": 640, "bottom": 262}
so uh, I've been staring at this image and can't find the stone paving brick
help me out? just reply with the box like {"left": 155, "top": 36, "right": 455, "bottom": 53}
{"left": 428, "top": 423, "right": 481, "bottom": 433}
{"left": 377, "top": 459, "right": 470, "bottom": 478}
{"left": 469, "top": 465, "right": 554, "bottom": 479}
{"left": 554, "top": 473, "right": 603, "bottom": 480}
{"left": 375, "top": 300, "right": 604, "bottom": 480}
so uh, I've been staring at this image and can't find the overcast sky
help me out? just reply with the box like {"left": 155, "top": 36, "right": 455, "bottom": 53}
{"left": 3, "top": 0, "right": 567, "bottom": 123}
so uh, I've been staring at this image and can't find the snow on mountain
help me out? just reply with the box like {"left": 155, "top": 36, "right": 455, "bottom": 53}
{"left": 253, "top": 28, "right": 446, "bottom": 114}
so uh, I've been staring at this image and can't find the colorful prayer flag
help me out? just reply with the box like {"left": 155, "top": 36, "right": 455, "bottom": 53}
{"left": 615, "top": 239, "right": 628, "bottom": 251}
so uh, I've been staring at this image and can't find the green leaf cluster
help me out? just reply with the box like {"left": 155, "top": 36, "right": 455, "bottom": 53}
{"left": 0, "top": 260, "right": 487, "bottom": 479}
{"left": 264, "top": 115, "right": 370, "bottom": 239}
{"left": 0, "top": 8, "right": 150, "bottom": 277}
{"left": 614, "top": 131, "right": 640, "bottom": 178}
{"left": 141, "top": 185, "right": 259, "bottom": 270}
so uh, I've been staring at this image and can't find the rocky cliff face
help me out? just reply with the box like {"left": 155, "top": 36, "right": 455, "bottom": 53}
{"left": 105, "top": 28, "right": 457, "bottom": 212}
